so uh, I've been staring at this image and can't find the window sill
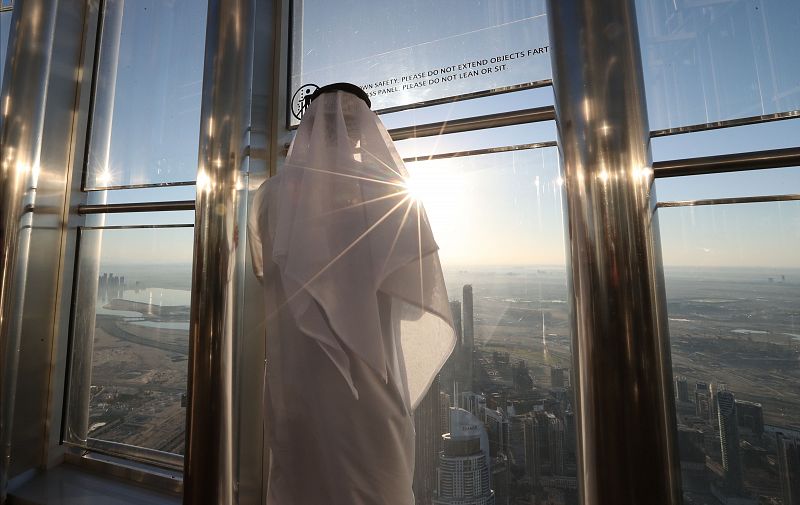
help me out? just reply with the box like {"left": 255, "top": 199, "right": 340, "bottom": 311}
{"left": 9, "top": 460, "right": 181, "bottom": 505}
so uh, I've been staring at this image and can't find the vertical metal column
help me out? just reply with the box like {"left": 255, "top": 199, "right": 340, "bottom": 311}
{"left": 545, "top": 1, "right": 682, "bottom": 504}
{"left": 63, "top": 0, "right": 123, "bottom": 447}
{"left": 0, "top": 0, "right": 58, "bottom": 501}
{"left": 183, "top": 0, "right": 254, "bottom": 502}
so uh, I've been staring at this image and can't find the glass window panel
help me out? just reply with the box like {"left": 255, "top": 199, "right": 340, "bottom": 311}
{"left": 85, "top": 0, "right": 206, "bottom": 189}
{"left": 659, "top": 201, "right": 800, "bottom": 504}
{"left": 87, "top": 184, "right": 196, "bottom": 205}
{"left": 380, "top": 86, "right": 554, "bottom": 130}
{"left": 97, "top": 211, "right": 195, "bottom": 227}
{"left": 395, "top": 121, "right": 556, "bottom": 160}
{"left": 656, "top": 167, "right": 800, "bottom": 202}
{"left": 405, "top": 148, "right": 579, "bottom": 504}
{"left": 289, "top": 0, "right": 551, "bottom": 124}
{"left": 637, "top": 0, "right": 800, "bottom": 132}
{"left": 70, "top": 226, "right": 194, "bottom": 456}
{"left": 652, "top": 119, "right": 800, "bottom": 162}
{"left": 1, "top": 9, "right": 11, "bottom": 88}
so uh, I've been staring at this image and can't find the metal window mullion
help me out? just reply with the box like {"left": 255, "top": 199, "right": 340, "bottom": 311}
{"left": 653, "top": 146, "right": 800, "bottom": 178}
{"left": 78, "top": 200, "right": 196, "bottom": 214}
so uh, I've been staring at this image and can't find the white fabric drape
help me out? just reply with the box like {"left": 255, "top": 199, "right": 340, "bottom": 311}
{"left": 249, "top": 89, "right": 455, "bottom": 412}
{"left": 247, "top": 88, "right": 455, "bottom": 504}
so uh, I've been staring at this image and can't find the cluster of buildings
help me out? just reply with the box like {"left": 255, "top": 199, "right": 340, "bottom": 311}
{"left": 98, "top": 272, "right": 127, "bottom": 301}
{"left": 674, "top": 376, "right": 800, "bottom": 505}
{"left": 414, "top": 284, "right": 800, "bottom": 505}
{"left": 413, "top": 284, "right": 579, "bottom": 505}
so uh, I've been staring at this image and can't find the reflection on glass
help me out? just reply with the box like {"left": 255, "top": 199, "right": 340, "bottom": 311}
{"left": 380, "top": 85, "right": 555, "bottom": 130}
{"left": 652, "top": 120, "right": 800, "bottom": 162}
{"left": 637, "top": 0, "right": 800, "bottom": 131}
{"left": 77, "top": 226, "right": 193, "bottom": 455}
{"left": 85, "top": 0, "right": 206, "bottom": 188}
{"left": 405, "top": 148, "right": 578, "bottom": 504}
{"left": 659, "top": 201, "right": 800, "bottom": 504}
{"left": 290, "top": 0, "right": 550, "bottom": 123}
{"left": 656, "top": 167, "right": 800, "bottom": 203}
{"left": 1, "top": 9, "right": 11, "bottom": 88}
{"left": 395, "top": 121, "right": 556, "bottom": 160}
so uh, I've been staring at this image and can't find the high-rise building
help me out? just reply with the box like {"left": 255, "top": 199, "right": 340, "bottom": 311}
{"left": 462, "top": 285, "right": 474, "bottom": 388}
{"left": 442, "top": 301, "right": 464, "bottom": 395}
{"left": 695, "top": 382, "right": 711, "bottom": 420}
{"left": 563, "top": 411, "right": 577, "bottom": 476}
{"left": 550, "top": 366, "right": 565, "bottom": 389}
{"left": 716, "top": 390, "right": 743, "bottom": 493}
{"left": 547, "top": 413, "right": 565, "bottom": 477}
{"left": 508, "top": 415, "right": 527, "bottom": 468}
{"left": 777, "top": 433, "right": 800, "bottom": 505}
{"left": 677, "top": 425, "right": 707, "bottom": 492}
{"left": 491, "top": 454, "right": 509, "bottom": 505}
{"left": 523, "top": 411, "right": 565, "bottom": 485}
{"left": 434, "top": 408, "right": 495, "bottom": 505}
{"left": 462, "top": 285, "right": 474, "bottom": 350}
{"left": 450, "top": 300, "right": 463, "bottom": 346}
{"left": 735, "top": 400, "right": 764, "bottom": 436}
{"left": 439, "top": 392, "right": 452, "bottom": 436}
{"left": 484, "top": 408, "right": 510, "bottom": 458}
{"left": 415, "top": 376, "right": 443, "bottom": 505}
{"left": 512, "top": 360, "right": 533, "bottom": 392}
{"left": 461, "top": 392, "right": 485, "bottom": 418}
{"left": 675, "top": 376, "right": 690, "bottom": 403}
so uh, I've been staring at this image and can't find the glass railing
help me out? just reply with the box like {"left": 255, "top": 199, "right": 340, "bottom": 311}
{"left": 64, "top": 224, "right": 194, "bottom": 467}
{"left": 659, "top": 200, "right": 800, "bottom": 505}
{"left": 288, "top": 0, "right": 551, "bottom": 124}
{"left": 637, "top": 0, "right": 800, "bottom": 133}
{"left": 405, "top": 147, "right": 577, "bottom": 505}
{"left": 84, "top": 0, "right": 207, "bottom": 189}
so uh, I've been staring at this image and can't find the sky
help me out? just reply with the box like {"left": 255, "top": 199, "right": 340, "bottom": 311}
{"left": 2, "top": 0, "right": 798, "bottom": 269}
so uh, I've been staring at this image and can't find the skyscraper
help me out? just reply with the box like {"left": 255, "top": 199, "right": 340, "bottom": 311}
{"left": 550, "top": 366, "right": 565, "bottom": 389}
{"left": 523, "top": 411, "right": 565, "bottom": 485}
{"left": 443, "top": 301, "right": 463, "bottom": 395}
{"left": 461, "top": 392, "right": 485, "bottom": 418}
{"left": 415, "top": 376, "right": 443, "bottom": 505}
{"left": 716, "top": 390, "right": 743, "bottom": 492}
{"left": 735, "top": 400, "right": 764, "bottom": 436}
{"left": 450, "top": 300, "right": 463, "bottom": 346}
{"left": 484, "top": 408, "right": 510, "bottom": 458}
{"left": 563, "top": 410, "right": 577, "bottom": 476}
{"left": 777, "top": 433, "right": 800, "bottom": 505}
{"left": 675, "top": 376, "right": 690, "bottom": 403}
{"left": 677, "top": 426, "right": 707, "bottom": 492}
{"left": 434, "top": 408, "right": 495, "bottom": 505}
{"left": 695, "top": 382, "right": 711, "bottom": 419}
{"left": 508, "top": 415, "right": 527, "bottom": 469}
{"left": 439, "top": 392, "right": 452, "bottom": 436}
{"left": 462, "top": 285, "right": 474, "bottom": 390}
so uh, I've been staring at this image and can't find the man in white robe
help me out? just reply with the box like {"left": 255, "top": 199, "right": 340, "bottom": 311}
{"left": 248, "top": 83, "right": 456, "bottom": 505}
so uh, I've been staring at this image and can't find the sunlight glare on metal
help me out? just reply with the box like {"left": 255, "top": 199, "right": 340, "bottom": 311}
{"left": 631, "top": 166, "right": 653, "bottom": 181}
{"left": 196, "top": 169, "right": 212, "bottom": 194}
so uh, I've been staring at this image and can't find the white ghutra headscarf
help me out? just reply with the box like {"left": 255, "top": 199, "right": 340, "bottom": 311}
{"left": 251, "top": 86, "right": 455, "bottom": 410}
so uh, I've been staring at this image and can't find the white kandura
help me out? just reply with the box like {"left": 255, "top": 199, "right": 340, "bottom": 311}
{"left": 248, "top": 88, "right": 456, "bottom": 505}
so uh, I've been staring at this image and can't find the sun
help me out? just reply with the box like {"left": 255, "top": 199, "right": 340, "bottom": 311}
{"left": 402, "top": 174, "right": 427, "bottom": 203}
